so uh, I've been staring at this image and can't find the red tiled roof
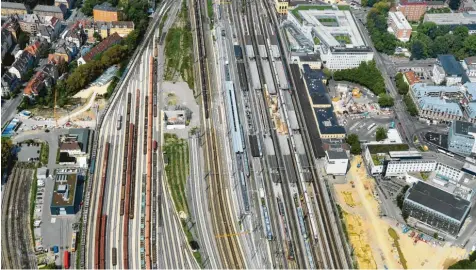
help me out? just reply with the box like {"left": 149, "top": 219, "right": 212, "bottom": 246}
{"left": 82, "top": 32, "right": 122, "bottom": 63}
{"left": 24, "top": 71, "right": 46, "bottom": 96}
{"left": 60, "top": 141, "right": 81, "bottom": 151}
{"left": 404, "top": 71, "right": 421, "bottom": 85}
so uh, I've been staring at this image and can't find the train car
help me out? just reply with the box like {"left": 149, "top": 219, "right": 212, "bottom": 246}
{"left": 89, "top": 159, "right": 95, "bottom": 174}
{"left": 262, "top": 206, "right": 273, "bottom": 240}
{"left": 71, "top": 231, "right": 77, "bottom": 252}
{"left": 112, "top": 247, "right": 117, "bottom": 266}
{"left": 234, "top": 45, "right": 243, "bottom": 60}
{"left": 262, "top": 62, "right": 276, "bottom": 95}
{"left": 297, "top": 207, "right": 308, "bottom": 239}
{"left": 239, "top": 171, "right": 250, "bottom": 212}
{"left": 64, "top": 251, "right": 70, "bottom": 269}
{"left": 225, "top": 81, "right": 244, "bottom": 153}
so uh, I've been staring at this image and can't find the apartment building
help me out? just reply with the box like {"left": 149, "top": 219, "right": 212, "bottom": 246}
{"left": 33, "top": 5, "right": 66, "bottom": 20}
{"left": 1, "top": 2, "right": 28, "bottom": 16}
{"left": 397, "top": 0, "right": 427, "bottom": 22}
{"left": 388, "top": 11, "right": 412, "bottom": 42}
{"left": 275, "top": 0, "right": 289, "bottom": 14}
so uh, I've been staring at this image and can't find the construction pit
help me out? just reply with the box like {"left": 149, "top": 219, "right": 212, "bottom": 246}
{"left": 334, "top": 156, "right": 468, "bottom": 269}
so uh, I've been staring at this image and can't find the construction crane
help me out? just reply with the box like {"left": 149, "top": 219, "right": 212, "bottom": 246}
{"left": 215, "top": 231, "right": 250, "bottom": 238}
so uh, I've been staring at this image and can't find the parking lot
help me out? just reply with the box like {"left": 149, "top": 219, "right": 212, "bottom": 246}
{"left": 344, "top": 116, "right": 395, "bottom": 142}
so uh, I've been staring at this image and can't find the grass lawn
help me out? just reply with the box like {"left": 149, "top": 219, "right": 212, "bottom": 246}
{"left": 40, "top": 142, "right": 49, "bottom": 166}
{"left": 164, "top": 0, "right": 194, "bottom": 89}
{"left": 388, "top": 228, "right": 408, "bottom": 269}
{"left": 290, "top": 5, "right": 334, "bottom": 23}
{"left": 334, "top": 35, "right": 351, "bottom": 44}
{"left": 207, "top": 0, "right": 214, "bottom": 29}
{"left": 313, "top": 37, "right": 321, "bottom": 45}
{"left": 163, "top": 133, "right": 190, "bottom": 214}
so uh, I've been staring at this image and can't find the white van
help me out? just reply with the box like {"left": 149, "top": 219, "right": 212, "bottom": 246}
{"left": 34, "top": 220, "right": 42, "bottom": 227}
{"left": 37, "top": 180, "right": 45, "bottom": 187}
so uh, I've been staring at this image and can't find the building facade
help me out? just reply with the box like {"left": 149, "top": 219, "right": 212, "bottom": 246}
{"left": 403, "top": 181, "right": 471, "bottom": 235}
{"left": 33, "top": 5, "right": 66, "bottom": 20}
{"left": 50, "top": 171, "right": 83, "bottom": 215}
{"left": 447, "top": 120, "right": 476, "bottom": 156}
{"left": 287, "top": 6, "right": 373, "bottom": 70}
{"left": 325, "top": 150, "right": 349, "bottom": 175}
{"left": 1, "top": 2, "right": 28, "bottom": 16}
{"left": 388, "top": 11, "right": 412, "bottom": 42}
{"left": 275, "top": 0, "right": 289, "bottom": 14}
{"left": 93, "top": 2, "right": 123, "bottom": 22}
{"left": 397, "top": 0, "right": 427, "bottom": 22}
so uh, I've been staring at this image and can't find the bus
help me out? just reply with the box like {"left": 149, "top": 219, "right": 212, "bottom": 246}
{"left": 367, "top": 123, "right": 376, "bottom": 131}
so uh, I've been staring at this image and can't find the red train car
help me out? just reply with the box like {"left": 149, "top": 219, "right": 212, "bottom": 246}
{"left": 64, "top": 251, "right": 70, "bottom": 269}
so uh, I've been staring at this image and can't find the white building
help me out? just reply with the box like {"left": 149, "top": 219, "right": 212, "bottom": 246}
{"left": 325, "top": 149, "right": 349, "bottom": 175}
{"left": 386, "top": 159, "right": 437, "bottom": 177}
{"left": 387, "top": 11, "right": 412, "bottom": 42}
{"left": 37, "top": 167, "right": 48, "bottom": 180}
{"left": 287, "top": 5, "right": 373, "bottom": 70}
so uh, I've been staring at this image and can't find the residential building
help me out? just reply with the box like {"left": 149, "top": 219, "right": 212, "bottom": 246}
{"left": 24, "top": 39, "right": 49, "bottom": 60}
{"left": 33, "top": 5, "right": 66, "bottom": 20}
{"left": 61, "top": 21, "right": 86, "bottom": 47}
{"left": 387, "top": 11, "right": 412, "bottom": 42}
{"left": 2, "top": 15, "right": 21, "bottom": 42}
{"left": 287, "top": 5, "right": 373, "bottom": 70}
{"left": 19, "top": 14, "right": 42, "bottom": 34}
{"left": 396, "top": 0, "right": 427, "bottom": 22}
{"left": 93, "top": 2, "right": 123, "bottom": 22}
{"left": 1, "top": 72, "right": 19, "bottom": 97}
{"left": 275, "top": 0, "right": 289, "bottom": 14}
{"left": 48, "top": 40, "right": 78, "bottom": 63}
{"left": 432, "top": 55, "right": 470, "bottom": 86}
{"left": 1, "top": 28, "right": 13, "bottom": 61}
{"left": 403, "top": 71, "right": 421, "bottom": 86}
{"left": 23, "top": 71, "right": 47, "bottom": 98}
{"left": 462, "top": 56, "right": 476, "bottom": 82}
{"left": 424, "top": 12, "right": 476, "bottom": 34}
{"left": 55, "top": 0, "right": 74, "bottom": 9}
{"left": 447, "top": 120, "right": 476, "bottom": 156}
{"left": 78, "top": 32, "right": 122, "bottom": 65}
{"left": 8, "top": 51, "right": 34, "bottom": 80}
{"left": 50, "top": 170, "right": 83, "bottom": 215}
{"left": 1, "top": 2, "right": 28, "bottom": 16}
{"left": 403, "top": 181, "right": 471, "bottom": 235}
{"left": 104, "top": 21, "right": 134, "bottom": 38}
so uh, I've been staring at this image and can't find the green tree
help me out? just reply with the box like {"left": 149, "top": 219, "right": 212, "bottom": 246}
{"left": 453, "top": 25, "right": 469, "bottom": 39}
{"left": 411, "top": 40, "right": 426, "bottom": 60}
{"left": 376, "top": 126, "right": 387, "bottom": 141}
{"left": 378, "top": 93, "right": 394, "bottom": 107}
{"left": 93, "top": 32, "right": 103, "bottom": 42}
{"left": 18, "top": 31, "right": 29, "bottom": 50}
{"left": 395, "top": 73, "right": 410, "bottom": 95}
{"left": 449, "top": 0, "right": 462, "bottom": 10}
{"left": 81, "top": 0, "right": 100, "bottom": 16}
{"left": 448, "top": 260, "right": 476, "bottom": 269}
{"left": 1, "top": 139, "right": 13, "bottom": 169}
{"left": 333, "top": 61, "right": 386, "bottom": 95}
{"left": 403, "top": 94, "right": 419, "bottom": 116}
{"left": 346, "top": 134, "right": 362, "bottom": 155}
{"left": 464, "top": 35, "right": 476, "bottom": 56}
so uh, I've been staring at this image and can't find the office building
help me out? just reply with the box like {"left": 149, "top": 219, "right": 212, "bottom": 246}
{"left": 388, "top": 11, "right": 412, "bottom": 42}
{"left": 432, "top": 55, "right": 470, "bottom": 86}
{"left": 50, "top": 170, "right": 84, "bottom": 215}
{"left": 462, "top": 56, "right": 476, "bottom": 82}
{"left": 325, "top": 149, "right": 349, "bottom": 175}
{"left": 363, "top": 143, "right": 438, "bottom": 176}
{"left": 447, "top": 120, "right": 476, "bottom": 156}
{"left": 424, "top": 12, "right": 476, "bottom": 34}
{"left": 403, "top": 181, "right": 471, "bottom": 235}
{"left": 287, "top": 5, "right": 373, "bottom": 70}
{"left": 93, "top": 2, "right": 123, "bottom": 22}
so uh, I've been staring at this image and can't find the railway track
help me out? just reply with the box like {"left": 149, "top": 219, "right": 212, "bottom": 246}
{"left": 193, "top": 0, "right": 244, "bottom": 268}
{"left": 260, "top": 0, "right": 350, "bottom": 268}
{"left": 1, "top": 165, "right": 35, "bottom": 269}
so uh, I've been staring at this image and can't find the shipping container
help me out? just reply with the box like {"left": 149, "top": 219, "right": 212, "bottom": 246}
{"left": 234, "top": 45, "right": 243, "bottom": 60}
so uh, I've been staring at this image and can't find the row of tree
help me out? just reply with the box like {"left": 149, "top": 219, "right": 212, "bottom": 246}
{"left": 403, "top": 94, "right": 418, "bottom": 116}
{"left": 449, "top": 251, "right": 476, "bottom": 269}
{"left": 333, "top": 60, "right": 386, "bottom": 95}
{"left": 345, "top": 134, "right": 362, "bottom": 155}
{"left": 366, "top": 1, "right": 399, "bottom": 55}
{"left": 394, "top": 73, "right": 409, "bottom": 95}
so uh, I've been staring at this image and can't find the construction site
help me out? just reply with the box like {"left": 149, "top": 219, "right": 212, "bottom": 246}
{"left": 334, "top": 156, "right": 468, "bottom": 269}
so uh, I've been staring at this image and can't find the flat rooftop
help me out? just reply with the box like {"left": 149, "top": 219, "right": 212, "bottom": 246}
{"left": 424, "top": 12, "right": 476, "bottom": 25}
{"left": 303, "top": 65, "right": 331, "bottom": 106}
{"left": 290, "top": 5, "right": 367, "bottom": 48}
{"left": 52, "top": 173, "right": 77, "bottom": 207}
{"left": 314, "top": 107, "right": 346, "bottom": 135}
{"left": 367, "top": 143, "right": 410, "bottom": 154}
{"left": 406, "top": 181, "right": 470, "bottom": 222}
{"left": 389, "top": 11, "right": 411, "bottom": 30}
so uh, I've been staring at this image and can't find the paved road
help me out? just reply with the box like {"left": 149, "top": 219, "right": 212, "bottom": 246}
{"left": 1, "top": 95, "right": 22, "bottom": 127}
